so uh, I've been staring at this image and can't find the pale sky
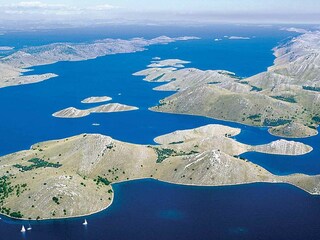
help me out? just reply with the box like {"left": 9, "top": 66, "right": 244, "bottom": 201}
{"left": 0, "top": 0, "right": 319, "bottom": 27}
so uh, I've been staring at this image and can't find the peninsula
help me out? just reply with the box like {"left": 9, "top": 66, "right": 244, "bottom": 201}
{"left": 134, "top": 30, "right": 320, "bottom": 138}
{"left": 1, "top": 31, "right": 320, "bottom": 222}
{"left": 0, "top": 63, "right": 57, "bottom": 89}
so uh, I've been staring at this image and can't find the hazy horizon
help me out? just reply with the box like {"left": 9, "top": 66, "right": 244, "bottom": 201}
{"left": 0, "top": 0, "right": 319, "bottom": 29}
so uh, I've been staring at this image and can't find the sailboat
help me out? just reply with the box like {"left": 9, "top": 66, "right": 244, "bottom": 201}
{"left": 82, "top": 219, "right": 88, "bottom": 226}
{"left": 21, "top": 225, "right": 26, "bottom": 233}
{"left": 27, "top": 224, "right": 32, "bottom": 231}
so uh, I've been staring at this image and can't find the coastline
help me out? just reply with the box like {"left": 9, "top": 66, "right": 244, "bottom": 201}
{"left": 0, "top": 36, "right": 199, "bottom": 90}
{"left": 149, "top": 107, "right": 320, "bottom": 139}
{"left": 1, "top": 30, "right": 320, "bottom": 222}
{"left": 2, "top": 175, "right": 318, "bottom": 222}
{"left": 131, "top": 31, "right": 320, "bottom": 139}
{"left": 0, "top": 128, "right": 315, "bottom": 221}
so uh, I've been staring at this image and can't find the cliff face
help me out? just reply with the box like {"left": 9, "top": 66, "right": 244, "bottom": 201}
{"left": 0, "top": 125, "right": 314, "bottom": 220}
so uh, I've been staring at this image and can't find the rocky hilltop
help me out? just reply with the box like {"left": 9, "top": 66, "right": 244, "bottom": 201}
{"left": 81, "top": 96, "right": 112, "bottom": 104}
{"left": 0, "top": 125, "right": 315, "bottom": 220}
{"left": 252, "top": 139, "right": 312, "bottom": 155}
{"left": 134, "top": 31, "right": 320, "bottom": 138}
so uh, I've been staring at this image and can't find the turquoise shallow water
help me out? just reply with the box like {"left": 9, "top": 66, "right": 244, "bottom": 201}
{"left": 1, "top": 25, "right": 320, "bottom": 239}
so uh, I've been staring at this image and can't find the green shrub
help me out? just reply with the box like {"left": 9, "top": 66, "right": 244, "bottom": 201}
{"left": 10, "top": 211, "right": 23, "bottom": 218}
{"left": 13, "top": 158, "right": 62, "bottom": 172}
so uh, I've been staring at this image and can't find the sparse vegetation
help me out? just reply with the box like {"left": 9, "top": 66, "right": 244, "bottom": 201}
{"left": 0, "top": 176, "right": 13, "bottom": 204}
{"left": 13, "top": 158, "right": 62, "bottom": 172}
{"left": 169, "top": 141, "right": 184, "bottom": 145}
{"left": 94, "top": 176, "right": 112, "bottom": 186}
{"left": 152, "top": 73, "right": 165, "bottom": 81}
{"left": 250, "top": 86, "right": 262, "bottom": 92}
{"left": 239, "top": 80, "right": 249, "bottom": 85}
{"left": 153, "top": 148, "right": 177, "bottom": 163}
{"left": 233, "top": 155, "right": 246, "bottom": 160}
{"left": 106, "top": 143, "right": 114, "bottom": 150}
{"left": 271, "top": 95, "right": 297, "bottom": 103}
{"left": 248, "top": 114, "right": 261, "bottom": 121}
{"left": 0, "top": 177, "right": 25, "bottom": 218}
{"left": 303, "top": 86, "right": 320, "bottom": 92}
{"left": 151, "top": 147, "right": 199, "bottom": 163}
{"left": 52, "top": 196, "right": 60, "bottom": 205}
{"left": 312, "top": 116, "right": 320, "bottom": 124}
{"left": 9, "top": 211, "right": 23, "bottom": 218}
{"left": 263, "top": 118, "right": 291, "bottom": 126}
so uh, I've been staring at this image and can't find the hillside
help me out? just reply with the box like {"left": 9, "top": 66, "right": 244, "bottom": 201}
{"left": 0, "top": 125, "right": 314, "bottom": 220}
{"left": 136, "top": 31, "right": 320, "bottom": 138}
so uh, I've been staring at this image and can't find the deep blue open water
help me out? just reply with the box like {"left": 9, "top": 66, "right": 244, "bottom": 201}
{"left": 0, "top": 25, "right": 320, "bottom": 239}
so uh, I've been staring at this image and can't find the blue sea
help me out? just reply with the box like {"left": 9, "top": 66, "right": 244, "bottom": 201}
{"left": 0, "top": 24, "right": 320, "bottom": 239}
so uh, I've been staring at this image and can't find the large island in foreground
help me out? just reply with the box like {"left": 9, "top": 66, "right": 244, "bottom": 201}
{"left": 0, "top": 30, "right": 320, "bottom": 220}
{"left": 0, "top": 124, "right": 316, "bottom": 220}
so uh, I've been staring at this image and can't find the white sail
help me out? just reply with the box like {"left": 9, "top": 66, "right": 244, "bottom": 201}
{"left": 83, "top": 219, "right": 88, "bottom": 225}
{"left": 21, "top": 225, "right": 26, "bottom": 232}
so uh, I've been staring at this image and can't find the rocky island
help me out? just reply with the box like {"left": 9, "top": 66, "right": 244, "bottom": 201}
{"left": 53, "top": 103, "right": 138, "bottom": 118}
{"left": 0, "top": 124, "right": 316, "bottom": 220}
{"left": 0, "top": 36, "right": 199, "bottom": 89}
{"left": 134, "top": 30, "right": 320, "bottom": 138}
{"left": 81, "top": 96, "right": 112, "bottom": 104}
{"left": 1, "top": 31, "right": 320, "bottom": 222}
